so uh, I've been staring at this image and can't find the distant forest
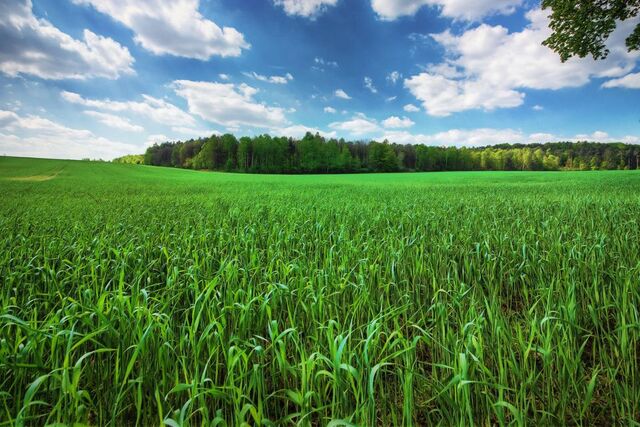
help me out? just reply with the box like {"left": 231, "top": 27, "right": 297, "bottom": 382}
{"left": 129, "top": 133, "right": 640, "bottom": 173}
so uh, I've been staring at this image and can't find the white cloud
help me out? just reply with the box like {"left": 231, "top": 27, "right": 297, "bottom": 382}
{"left": 272, "top": 124, "right": 336, "bottom": 138}
{"left": 405, "top": 73, "right": 524, "bottom": 117}
{"left": 574, "top": 131, "right": 610, "bottom": 141}
{"left": 408, "top": 32, "right": 430, "bottom": 43}
{"left": 173, "top": 80, "right": 288, "bottom": 129}
{"left": 313, "top": 57, "right": 338, "bottom": 71}
{"left": 171, "top": 126, "right": 219, "bottom": 137}
{"left": 380, "top": 128, "right": 640, "bottom": 146}
{"left": 533, "top": 105, "right": 544, "bottom": 111}
{"left": 559, "top": 130, "right": 640, "bottom": 144}
{"left": 405, "top": 10, "right": 640, "bottom": 116}
{"left": 315, "top": 57, "right": 338, "bottom": 67}
{"left": 243, "top": 71, "right": 294, "bottom": 84}
{"left": 364, "top": 76, "right": 378, "bottom": 93}
{"left": 280, "top": 73, "right": 295, "bottom": 83}
{"left": 61, "top": 91, "right": 196, "bottom": 127}
{"left": 72, "top": 0, "right": 249, "bottom": 59}
{"left": 219, "top": 73, "right": 230, "bottom": 81}
{"left": 371, "top": 0, "right": 522, "bottom": 21}
{"left": 0, "top": 0, "right": 134, "bottom": 80}
{"left": 386, "top": 96, "right": 397, "bottom": 102}
{"left": 565, "top": 131, "right": 637, "bottom": 144}
{"left": 145, "top": 134, "right": 169, "bottom": 147}
{"left": 324, "top": 106, "right": 337, "bottom": 113}
{"left": 382, "top": 116, "right": 415, "bottom": 129}
{"left": 381, "top": 128, "right": 524, "bottom": 146}
{"left": 425, "top": 63, "right": 463, "bottom": 78}
{"left": 387, "top": 71, "right": 402, "bottom": 84}
{"left": 329, "top": 113, "right": 380, "bottom": 135}
{"left": 84, "top": 110, "right": 144, "bottom": 132}
{"left": 273, "top": 0, "right": 338, "bottom": 18}
{"left": 145, "top": 129, "right": 219, "bottom": 144}
{"left": 403, "top": 103, "right": 420, "bottom": 112}
{"left": 335, "top": 89, "right": 352, "bottom": 99}
{"left": 621, "top": 136, "right": 640, "bottom": 144}
{"left": 602, "top": 72, "right": 640, "bottom": 89}
{"left": 528, "top": 132, "right": 556, "bottom": 143}
{"left": 0, "top": 109, "right": 137, "bottom": 159}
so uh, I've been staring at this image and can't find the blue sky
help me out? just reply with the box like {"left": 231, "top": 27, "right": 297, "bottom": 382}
{"left": 0, "top": 0, "right": 638, "bottom": 159}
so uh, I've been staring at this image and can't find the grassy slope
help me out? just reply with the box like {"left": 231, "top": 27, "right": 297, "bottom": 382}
{"left": 1, "top": 156, "right": 639, "bottom": 425}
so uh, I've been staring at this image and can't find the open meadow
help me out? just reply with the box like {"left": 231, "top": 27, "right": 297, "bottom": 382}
{"left": 1, "top": 157, "right": 640, "bottom": 425}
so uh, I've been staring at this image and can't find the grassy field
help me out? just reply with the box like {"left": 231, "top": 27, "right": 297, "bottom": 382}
{"left": 1, "top": 156, "right": 639, "bottom": 426}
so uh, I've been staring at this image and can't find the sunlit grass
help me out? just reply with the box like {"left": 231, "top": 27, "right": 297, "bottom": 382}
{"left": 1, "top": 157, "right": 639, "bottom": 425}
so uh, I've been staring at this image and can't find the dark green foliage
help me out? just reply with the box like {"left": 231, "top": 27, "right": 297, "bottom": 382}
{"left": 221, "top": 134, "right": 238, "bottom": 171}
{"left": 542, "top": 0, "right": 640, "bottom": 61}
{"left": 144, "top": 141, "right": 174, "bottom": 166}
{"left": 145, "top": 133, "right": 640, "bottom": 173}
{"left": 368, "top": 141, "right": 399, "bottom": 172}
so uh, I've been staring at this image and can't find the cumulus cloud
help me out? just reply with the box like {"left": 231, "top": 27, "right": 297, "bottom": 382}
{"left": 145, "top": 134, "right": 170, "bottom": 147}
{"left": 527, "top": 132, "right": 556, "bottom": 143}
{"left": 0, "top": 0, "right": 134, "bottom": 80}
{"left": 364, "top": 77, "right": 378, "bottom": 93}
{"left": 335, "top": 89, "right": 352, "bottom": 99}
{"left": 371, "top": 0, "right": 522, "bottom": 21}
{"left": 271, "top": 124, "right": 337, "bottom": 138}
{"left": 403, "top": 104, "right": 420, "bottom": 112}
{"left": 324, "top": 106, "right": 337, "bottom": 113}
{"left": 0, "top": 109, "right": 137, "bottom": 159}
{"left": 380, "top": 128, "right": 640, "bottom": 146}
{"left": 405, "top": 73, "right": 524, "bottom": 117}
{"left": 329, "top": 113, "right": 380, "bottom": 135}
{"left": 143, "top": 128, "right": 219, "bottom": 145}
{"left": 405, "top": 10, "right": 640, "bottom": 116}
{"left": 574, "top": 131, "right": 609, "bottom": 141}
{"left": 560, "top": 131, "right": 638, "bottom": 144}
{"left": 72, "top": 0, "right": 249, "bottom": 59}
{"left": 84, "top": 111, "right": 144, "bottom": 132}
{"left": 244, "top": 71, "right": 294, "bottom": 84}
{"left": 425, "top": 63, "right": 463, "bottom": 78}
{"left": 382, "top": 116, "right": 414, "bottom": 129}
{"left": 602, "top": 72, "right": 640, "bottom": 89}
{"left": 173, "top": 80, "right": 288, "bottom": 129}
{"left": 382, "top": 128, "right": 527, "bottom": 146}
{"left": 273, "top": 0, "right": 338, "bottom": 18}
{"left": 171, "top": 126, "right": 219, "bottom": 137}
{"left": 621, "top": 135, "right": 640, "bottom": 144}
{"left": 61, "top": 91, "right": 196, "bottom": 127}
{"left": 533, "top": 105, "right": 544, "bottom": 111}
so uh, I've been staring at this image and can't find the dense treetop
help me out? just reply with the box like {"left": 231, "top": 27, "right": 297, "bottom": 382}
{"left": 141, "top": 132, "right": 640, "bottom": 173}
{"left": 543, "top": 0, "right": 640, "bottom": 61}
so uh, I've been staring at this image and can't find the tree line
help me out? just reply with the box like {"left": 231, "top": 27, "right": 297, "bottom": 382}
{"left": 112, "top": 154, "right": 144, "bottom": 164}
{"left": 141, "top": 132, "right": 640, "bottom": 173}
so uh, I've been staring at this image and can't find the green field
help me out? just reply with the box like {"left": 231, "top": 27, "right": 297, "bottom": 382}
{"left": 1, "top": 156, "right": 639, "bottom": 425}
